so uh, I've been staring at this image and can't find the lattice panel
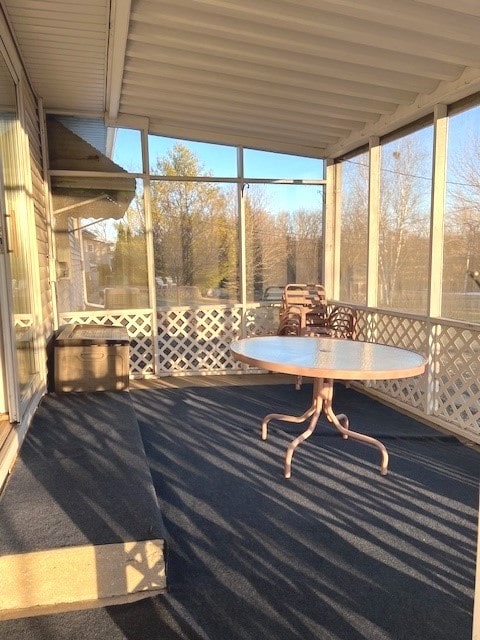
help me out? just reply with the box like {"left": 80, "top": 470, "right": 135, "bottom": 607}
{"left": 351, "top": 308, "right": 372, "bottom": 342}
{"left": 58, "top": 310, "right": 155, "bottom": 375}
{"left": 157, "top": 306, "right": 244, "bottom": 374}
{"left": 14, "top": 314, "right": 34, "bottom": 328}
{"left": 358, "top": 311, "right": 429, "bottom": 411}
{"left": 434, "top": 324, "right": 480, "bottom": 436}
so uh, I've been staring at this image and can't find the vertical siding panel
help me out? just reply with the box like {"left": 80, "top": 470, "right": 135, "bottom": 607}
{"left": 22, "top": 81, "right": 53, "bottom": 342}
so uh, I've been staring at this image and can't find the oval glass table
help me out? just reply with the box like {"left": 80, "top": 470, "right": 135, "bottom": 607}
{"left": 230, "top": 336, "right": 427, "bottom": 478}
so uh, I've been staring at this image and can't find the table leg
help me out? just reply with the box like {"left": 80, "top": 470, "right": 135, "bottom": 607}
{"left": 321, "top": 378, "right": 389, "bottom": 476}
{"left": 261, "top": 402, "right": 317, "bottom": 441}
{"left": 262, "top": 377, "right": 389, "bottom": 478}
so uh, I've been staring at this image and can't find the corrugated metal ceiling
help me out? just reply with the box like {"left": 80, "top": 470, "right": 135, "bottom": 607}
{"left": 4, "top": 0, "right": 480, "bottom": 158}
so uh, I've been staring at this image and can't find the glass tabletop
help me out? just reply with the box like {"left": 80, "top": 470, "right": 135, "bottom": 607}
{"left": 230, "top": 336, "right": 427, "bottom": 381}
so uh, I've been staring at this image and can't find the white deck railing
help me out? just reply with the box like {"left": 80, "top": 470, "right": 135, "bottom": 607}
{"left": 60, "top": 304, "right": 480, "bottom": 445}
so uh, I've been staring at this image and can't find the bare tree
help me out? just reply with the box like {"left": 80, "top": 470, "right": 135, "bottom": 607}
{"left": 243, "top": 186, "right": 323, "bottom": 299}
{"left": 339, "top": 154, "right": 369, "bottom": 301}
{"left": 378, "top": 136, "right": 431, "bottom": 308}
{"left": 445, "top": 131, "right": 480, "bottom": 295}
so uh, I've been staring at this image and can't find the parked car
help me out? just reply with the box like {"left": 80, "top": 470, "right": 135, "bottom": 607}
{"left": 262, "top": 285, "right": 284, "bottom": 304}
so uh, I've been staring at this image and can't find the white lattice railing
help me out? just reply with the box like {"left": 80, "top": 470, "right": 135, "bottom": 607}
{"left": 156, "top": 303, "right": 285, "bottom": 375}
{"left": 157, "top": 305, "right": 244, "bottom": 374}
{"left": 348, "top": 306, "right": 480, "bottom": 444}
{"left": 352, "top": 308, "right": 429, "bottom": 413}
{"left": 59, "top": 303, "right": 480, "bottom": 444}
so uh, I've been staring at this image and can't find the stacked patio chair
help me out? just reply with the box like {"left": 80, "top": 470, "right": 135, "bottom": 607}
{"left": 326, "top": 304, "right": 357, "bottom": 339}
{"left": 276, "top": 283, "right": 357, "bottom": 388}
{"left": 277, "top": 283, "right": 330, "bottom": 337}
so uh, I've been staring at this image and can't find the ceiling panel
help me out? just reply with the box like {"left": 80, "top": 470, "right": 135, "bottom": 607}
{"left": 4, "top": 0, "right": 480, "bottom": 157}
{"left": 4, "top": 0, "right": 109, "bottom": 113}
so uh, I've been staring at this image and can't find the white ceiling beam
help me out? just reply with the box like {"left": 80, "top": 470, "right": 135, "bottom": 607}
{"left": 130, "top": 22, "right": 461, "bottom": 82}
{"left": 121, "top": 76, "right": 378, "bottom": 126}
{"left": 127, "top": 40, "right": 440, "bottom": 94}
{"left": 123, "top": 63, "right": 402, "bottom": 113}
{"left": 129, "top": 106, "right": 342, "bottom": 146}
{"left": 135, "top": 0, "right": 480, "bottom": 41}
{"left": 125, "top": 69, "right": 395, "bottom": 124}
{"left": 283, "top": 0, "right": 480, "bottom": 39}
{"left": 125, "top": 53, "right": 418, "bottom": 104}
{"left": 104, "top": 113, "right": 149, "bottom": 130}
{"left": 412, "top": 0, "right": 480, "bottom": 17}
{"left": 120, "top": 94, "right": 353, "bottom": 139}
{"left": 127, "top": 58, "right": 417, "bottom": 112}
{"left": 145, "top": 112, "right": 337, "bottom": 148}
{"left": 131, "top": 1, "right": 480, "bottom": 66}
{"left": 327, "top": 66, "right": 480, "bottom": 158}
{"left": 106, "top": 0, "right": 131, "bottom": 119}
{"left": 121, "top": 93, "right": 358, "bottom": 135}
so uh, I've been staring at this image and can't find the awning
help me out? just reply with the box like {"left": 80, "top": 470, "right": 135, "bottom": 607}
{"left": 48, "top": 118, "right": 136, "bottom": 220}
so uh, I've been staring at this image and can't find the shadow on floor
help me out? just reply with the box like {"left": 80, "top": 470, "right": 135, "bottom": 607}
{"left": 1, "top": 382, "right": 478, "bottom": 639}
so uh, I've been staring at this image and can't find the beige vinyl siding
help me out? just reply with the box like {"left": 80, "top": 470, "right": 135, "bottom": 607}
{"left": 22, "top": 81, "right": 53, "bottom": 342}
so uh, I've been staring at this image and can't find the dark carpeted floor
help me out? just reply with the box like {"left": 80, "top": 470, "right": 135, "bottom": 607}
{"left": 0, "top": 391, "right": 166, "bottom": 555}
{"left": 1, "top": 382, "right": 479, "bottom": 640}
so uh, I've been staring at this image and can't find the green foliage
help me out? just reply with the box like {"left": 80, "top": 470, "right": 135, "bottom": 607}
{"left": 111, "top": 222, "right": 148, "bottom": 286}
{"left": 150, "top": 143, "right": 235, "bottom": 292}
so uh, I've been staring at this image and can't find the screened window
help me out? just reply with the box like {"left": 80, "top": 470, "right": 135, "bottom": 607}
{"left": 443, "top": 104, "right": 480, "bottom": 322}
{"left": 338, "top": 152, "right": 369, "bottom": 304}
{"left": 244, "top": 184, "right": 324, "bottom": 303}
{"left": 0, "top": 54, "right": 39, "bottom": 400}
{"left": 150, "top": 143, "right": 238, "bottom": 306}
{"left": 148, "top": 135, "right": 237, "bottom": 177}
{"left": 243, "top": 149, "right": 323, "bottom": 179}
{"left": 112, "top": 128, "right": 143, "bottom": 173}
{"left": 53, "top": 179, "right": 148, "bottom": 312}
{"left": 378, "top": 127, "right": 433, "bottom": 313}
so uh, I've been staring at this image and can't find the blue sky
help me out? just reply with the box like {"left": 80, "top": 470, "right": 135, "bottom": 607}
{"left": 113, "top": 129, "right": 325, "bottom": 213}
{"left": 111, "top": 103, "right": 480, "bottom": 217}
{"left": 113, "top": 128, "right": 324, "bottom": 178}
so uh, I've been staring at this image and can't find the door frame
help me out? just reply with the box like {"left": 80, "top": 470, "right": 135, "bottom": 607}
{"left": 0, "top": 153, "right": 20, "bottom": 422}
